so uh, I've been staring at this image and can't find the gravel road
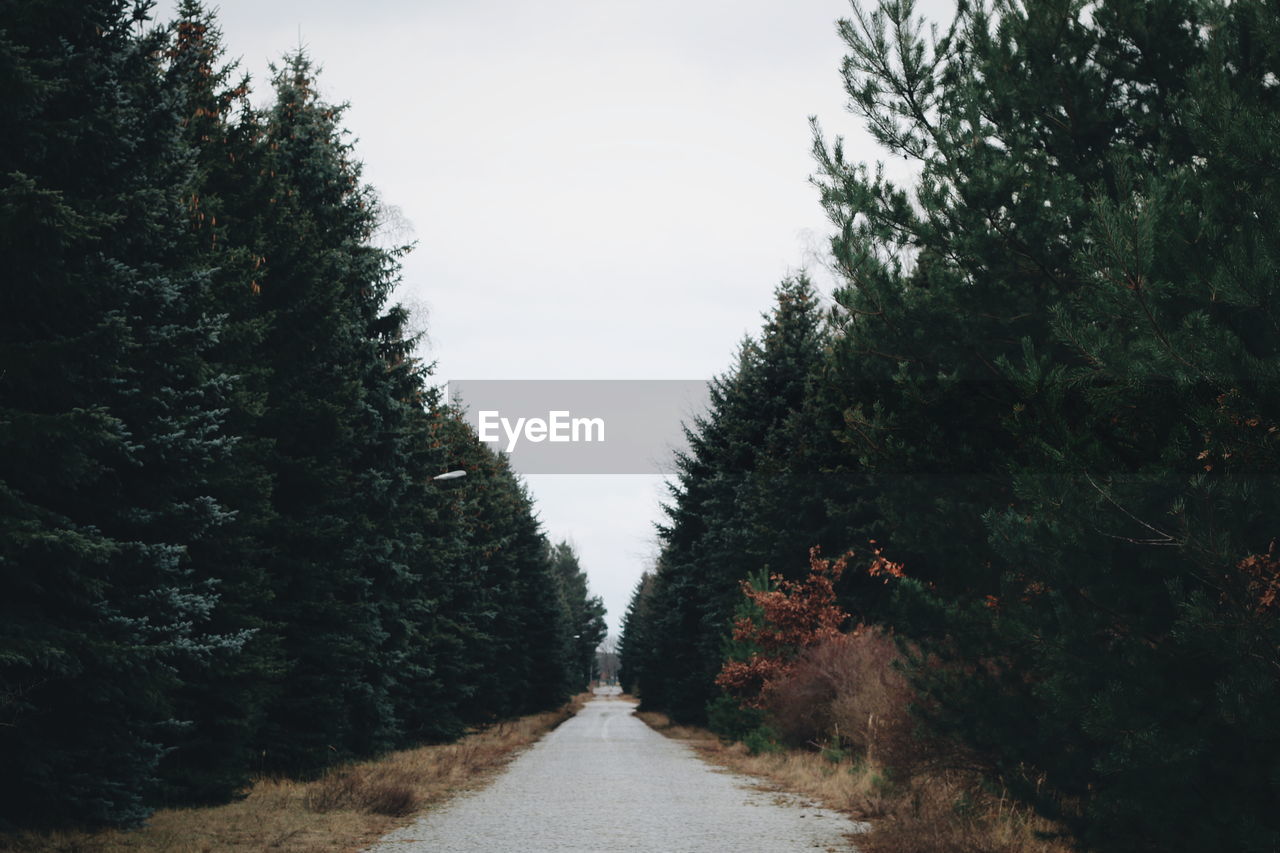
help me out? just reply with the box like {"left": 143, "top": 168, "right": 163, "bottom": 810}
{"left": 368, "top": 687, "right": 865, "bottom": 852}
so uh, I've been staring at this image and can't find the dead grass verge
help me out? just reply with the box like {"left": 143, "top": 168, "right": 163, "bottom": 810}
{"left": 2, "top": 695, "right": 588, "bottom": 853}
{"left": 636, "top": 709, "right": 1068, "bottom": 853}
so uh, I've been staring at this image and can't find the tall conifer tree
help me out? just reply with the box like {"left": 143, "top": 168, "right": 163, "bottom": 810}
{"left": 245, "top": 52, "right": 409, "bottom": 772}
{"left": 809, "top": 1, "right": 1280, "bottom": 848}
{"left": 153, "top": 0, "right": 280, "bottom": 803}
{"left": 637, "top": 278, "right": 831, "bottom": 722}
{"left": 0, "top": 0, "right": 237, "bottom": 826}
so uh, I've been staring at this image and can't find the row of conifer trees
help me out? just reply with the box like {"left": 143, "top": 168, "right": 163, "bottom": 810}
{"left": 0, "top": 0, "right": 606, "bottom": 829}
{"left": 621, "top": 2, "right": 1280, "bottom": 851}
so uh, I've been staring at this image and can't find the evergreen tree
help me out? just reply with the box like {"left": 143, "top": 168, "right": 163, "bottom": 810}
{"left": 393, "top": 405, "right": 495, "bottom": 737}
{"left": 406, "top": 406, "right": 588, "bottom": 724}
{"left": 617, "top": 570, "right": 657, "bottom": 696}
{"left": 456, "top": 446, "right": 583, "bottom": 718}
{"left": 550, "top": 540, "right": 608, "bottom": 692}
{"left": 152, "top": 0, "right": 280, "bottom": 804}
{"left": 0, "top": 0, "right": 594, "bottom": 827}
{"left": 639, "top": 277, "right": 834, "bottom": 722}
{"left": 0, "top": 0, "right": 237, "bottom": 826}
{"left": 810, "top": 1, "right": 1280, "bottom": 849}
{"left": 377, "top": 396, "right": 467, "bottom": 744}
{"left": 245, "top": 51, "right": 413, "bottom": 773}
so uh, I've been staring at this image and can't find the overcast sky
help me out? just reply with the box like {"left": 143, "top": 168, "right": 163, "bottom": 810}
{"left": 158, "top": 0, "right": 952, "bottom": 635}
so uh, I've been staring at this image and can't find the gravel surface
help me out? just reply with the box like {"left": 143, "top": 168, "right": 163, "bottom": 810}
{"left": 368, "top": 687, "right": 866, "bottom": 852}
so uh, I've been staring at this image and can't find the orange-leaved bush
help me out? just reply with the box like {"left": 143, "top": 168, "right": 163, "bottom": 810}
{"left": 715, "top": 546, "right": 851, "bottom": 708}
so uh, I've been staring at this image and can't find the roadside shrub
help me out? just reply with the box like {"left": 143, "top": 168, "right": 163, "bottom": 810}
{"left": 742, "top": 726, "right": 784, "bottom": 756}
{"left": 302, "top": 768, "right": 420, "bottom": 816}
{"left": 361, "top": 782, "right": 419, "bottom": 817}
{"left": 706, "top": 693, "right": 766, "bottom": 741}
{"left": 863, "top": 771, "right": 1068, "bottom": 853}
{"left": 303, "top": 769, "right": 364, "bottom": 813}
{"left": 766, "top": 628, "right": 917, "bottom": 768}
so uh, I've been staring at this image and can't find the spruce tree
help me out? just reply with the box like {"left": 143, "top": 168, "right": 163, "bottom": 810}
{"left": 617, "top": 570, "right": 657, "bottom": 696}
{"left": 450, "top": 440, "right": 577, "bottom": 719}
{"left": 151, "top": 0, "right": 281, "bottom": 803}
{"left": 1, "top": 0, "right": 595, "bottom": 826}
{"left": 641, "top": 277, "right": 833, "bottom": 722}
{"left": 0, "top": 0, "right": 238, "bottom": 826}
{"left": 389, "top": 404, "right": 485, "bottom": 741}
{"left": 246, "top": 52, "right": 408, "bottom": 773}
{"left": 550, "top": 540, "right": 608, "bottom": 692}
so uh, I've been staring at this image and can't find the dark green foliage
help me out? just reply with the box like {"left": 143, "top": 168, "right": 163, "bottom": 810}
{"left": 808, "top": 1, "right": 1280, "bottom": 849}
{"left": 381, "top": 403, "right": 469, "bottom": 745}
{"left": 704, "top": 568, "right": 770, "bottom": 741}
{"left": 0, "top": 0, "right": 596, "bottom": 828}
{"left": 622, "top": 277, "right": 846, "bottom": 723}
{"left": 152, "top": 0, "right": 278, "bottom": 804}
{"left": 550, "top": 540, "right": 608, "bottom": 692}
{"left": 244, "top": 50, "right": 411, "bottom": 774}
{"left": 622, "top": 1, "right": 1280, "bottom": 850}
{"left": 617, "top": 570, "right": 656, "bottom": 695}
{"left": 452, "top": 444, "right": 565, "bottom": 720}
{"left": 740, "top": 725, "right": 784, "bottom": 756}
{"left": 0, "top": 0, "right": 238, "bottom": 826}
{"left": 705, "top": 694, "right": 768, "bottom": 743}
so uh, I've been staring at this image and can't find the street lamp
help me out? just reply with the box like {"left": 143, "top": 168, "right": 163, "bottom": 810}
{"left": 432, "top": 470, "right": 467, "bottom": 481}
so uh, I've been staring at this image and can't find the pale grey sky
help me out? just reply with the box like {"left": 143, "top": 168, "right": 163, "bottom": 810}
{"left": 160, "top": 0, "right": 952, "bottom": 634}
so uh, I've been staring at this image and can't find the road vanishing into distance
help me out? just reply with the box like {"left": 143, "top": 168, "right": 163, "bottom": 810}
{"left": 369, "top": 687, "right": 865, "bottom": 852}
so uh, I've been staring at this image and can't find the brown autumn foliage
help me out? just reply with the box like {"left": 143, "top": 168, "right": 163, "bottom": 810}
{"left": 641, "top": 696, "right": 1070, "bottom": 853}
{"left": 715, "top": 546, "right": 851, "bottom": 708}
{"left": 701, "top": 544, "right": 1068, "bottom": 852}
{"left": 1237, "top": 539, "right": 1280, "bottom": 615}
{"left": 768, "top": 629, "right": 915, "bottom": 762}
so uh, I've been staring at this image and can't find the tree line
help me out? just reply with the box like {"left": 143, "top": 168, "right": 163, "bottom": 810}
{"left": 620, "top": 1, "right": 1280, "bottom": 851}
{"left": 0, "top": 0, "right": 606, "bottom": 829}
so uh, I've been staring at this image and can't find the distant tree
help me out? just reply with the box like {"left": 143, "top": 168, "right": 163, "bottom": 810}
{"left": 382, "top": 399, "right": 468, "bottom": 744}
{"left": 618, "top": 570, "right": 657, "bottom": 696}
{"left": 595, "top": 635, "right": 619, "bottom": 683}
{"left": 550, "top": 540, "right": 608, "bottom": 691}
{"left": 410, "top": 408, "right": 590, "bottom": 722}
{"left": 639, "top": 277, "right": 834, "bottom": 722}
{"left": 486, "top": 475, "right": 575, "bottom": 715}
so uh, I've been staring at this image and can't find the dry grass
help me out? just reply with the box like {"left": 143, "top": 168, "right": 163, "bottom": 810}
{"left": 2, "top": 695, "right": 588, "bottom": 853}
{"left": 637, "top": 708, "right": 1069, "bottom": 853}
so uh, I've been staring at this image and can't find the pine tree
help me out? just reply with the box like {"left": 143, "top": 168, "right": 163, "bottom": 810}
{"left": 811, "top": 1, "right": 1280, "bottom": 849}
{"left": 1, "top": 0, "right": 596, "bottom": 826}
{"left": 389, "top": 404, "right": 490, "bottom": 740}
{"left": 452, "top": 445, "right": 584, "bottom": 719}
{"left": 376, "top": 394, "right": 468, "bottom": 744}
{"left": 397, "top": 405, "right": 583, "bottom": 725}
